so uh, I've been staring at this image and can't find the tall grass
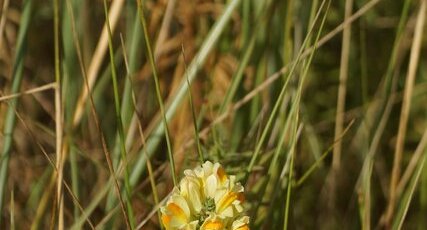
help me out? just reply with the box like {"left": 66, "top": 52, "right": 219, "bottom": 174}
{"left": 0, "top": 0, "right": 32, "bottom": 224}
{"left": 0, "top": 0, "right": 427, "bottom": 229}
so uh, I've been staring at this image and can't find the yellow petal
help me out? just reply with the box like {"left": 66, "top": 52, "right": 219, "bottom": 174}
{"left": 171, "top": 195, "right": 191, "bottom": 219}
{"left": 188, "top": 181, "right": 202, "bottom": 212}
{"left": 235, "top": 225, "right": 249, "bottom": 230}
{"left": 205, "top": 174, "right": 218, "bottom": 198}
{"left": 180, "top": 176, "right": 202, "bottom": 212}
{"left": 166, "top": 203, "right": 187, "bottom": 222}
{"left": 232, "top": 216, "right": 250, "bottom": 230}
{"left": 201, "top": 219, "right": 224, "bottom": 230}
{"left": 161, "top": 214, "right": 171, "bottom": 229}
{"left": 216, "top": 166, "right": 227, "bottom": 184}
{"left": 217, "top": 192, "right": 238, "bottom": 213}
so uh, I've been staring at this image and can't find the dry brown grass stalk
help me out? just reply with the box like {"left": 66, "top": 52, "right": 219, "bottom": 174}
{"left": 332, "top": 0, "right": 353, "bottom": 171}
{"left": 384, "top": 0, "right": 426, "bottom": 225}
{"left": 72, "top": 0, "right": 125, "bottom": 127}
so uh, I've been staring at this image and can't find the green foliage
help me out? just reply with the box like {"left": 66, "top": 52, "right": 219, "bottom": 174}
{"left": 0, "top": 0, "right": 426, "bottom": 229}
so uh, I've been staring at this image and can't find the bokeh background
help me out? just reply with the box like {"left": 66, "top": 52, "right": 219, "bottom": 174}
{"left": 0, "top": 0, "right": 426, "bottom": 229}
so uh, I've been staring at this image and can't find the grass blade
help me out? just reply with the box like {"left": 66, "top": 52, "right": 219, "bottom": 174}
{"left": 0, "top": 0, "right": 33, "bottom": 222}
{"left": 385, "top": 0, "right": 426, "bottom": 224}
{"left": 130, "top": 0, "right": 242, "bottom": 186}
{"left": 136, "top": 0, "right": 177, "bottom": 186}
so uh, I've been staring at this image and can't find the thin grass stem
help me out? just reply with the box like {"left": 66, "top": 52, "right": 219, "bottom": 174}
{"left": 136, "top": 0, "right": 177, "bottom": 186}
{"left": 0, "top": 0, "right": 32, "bottom": 222}
{"left": 385, "top": 0, "right": 426, "bottom": 224}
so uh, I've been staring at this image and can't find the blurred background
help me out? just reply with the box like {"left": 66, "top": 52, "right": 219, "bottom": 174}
{"left": 0, "top": 0, "right": 426, "bottom": 229}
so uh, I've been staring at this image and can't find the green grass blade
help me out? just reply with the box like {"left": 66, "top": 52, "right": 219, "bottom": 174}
{"left": 283, "top": 115, "right": 297, "bottom": 230}
{"left": 136, "top": 0, "right": 177, "bottom": 186}
{"left": 104, "top": 5, "right": 142, "bottom": 221}
{"left": 245, "top": 0, "right": 328, "bottom": 179}
{"left": 182, "top": 46, "right": 204, "bottom": 163}
{"left": 130, "top": 0, "right": 242, "bottom": 186}
{"left": 61, "top": 2, "right": 83, "bottom": 219}
{"left": 392, "top": 155, "right": 426, "bottom": 230}
{"left": 283, "top": 1, "right": 331, "bottom": 227}
{"left": 0, "top": 0, "right": 33, "bottom": 222}
{"left": 121, "top": 34, "right": 163, "bottom": 228}
{"left": 219, "top": 36, "right": 255, "bottom": 114}
{"left": 352, "top": 0, "right": 413, "bottom": 153}
{"left": 103, "top": 0, "right": 135, "bottom": 227}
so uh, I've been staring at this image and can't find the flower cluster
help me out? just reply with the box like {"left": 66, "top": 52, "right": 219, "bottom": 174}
{"left": 161, "top": 161, "right": 249, "bottom": 230}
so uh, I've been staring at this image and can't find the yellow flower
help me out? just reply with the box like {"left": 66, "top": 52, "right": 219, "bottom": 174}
{"left": 179, "top": 174, "right": 203, "bottom": 214}
{"left": 213, "top": 175, "right": 245, "bottom": 218}
{"left": 200, "top": 216, "right": 224, "bottom": 230}
{"left": 231, "top": 216, "right": 250, "bottom": 230}
{"left": 160, "top": 161, "right": 250, "bottom": 230}
{"left": 161, "top": 191, "right": 199, "bottom": 229}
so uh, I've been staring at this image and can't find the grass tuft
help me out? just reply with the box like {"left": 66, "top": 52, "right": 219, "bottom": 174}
{"left": 1, "top": 0, "right": 427, "bottom": 229}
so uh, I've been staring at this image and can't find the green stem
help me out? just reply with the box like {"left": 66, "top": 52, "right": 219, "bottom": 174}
{"left": 136, "top": 0, "right": 177, "bottom": 186}
{"left": 103, "top": 0, "right": 135, "bottom": 228}
{"left": 0, "top": 0, "right": 32, "bottom": 222}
